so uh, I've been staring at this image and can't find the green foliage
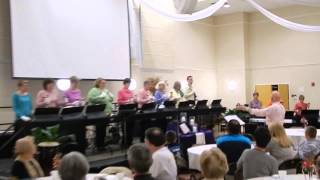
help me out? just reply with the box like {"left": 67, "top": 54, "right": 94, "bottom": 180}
{"left": 31, "top": 125, "right": 59, "bottom": 144}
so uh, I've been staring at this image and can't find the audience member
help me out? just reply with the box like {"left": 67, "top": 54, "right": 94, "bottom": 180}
{"left": 11, "top": 136, "right": 44, "bottom": 179}
{"left": 165, "top": 131, "right": 179, "bottom": 155}
{"left": 266, "top": 123, "right": 295, "bottom": 164}
{"left": 183, "top": 76, "right": 196, "bottom": 101}
{"left": 117, "top": 78, "right": 134, "bottom": 105}
{"left": 36, "top": 79, "right": 62, "bottom": 108}
{"left": 12, "top": 80, "right": 32, "bottom": 136}
{"left": 128, "top": 144, "right": 155, "bottom": 180}
{"left": 137, "top": 80, "right": 154, "bottom": 108}
{"left": 64, "top": 76, "right": 83, "bottom": 106}
{"left": 58, "top": 152, "right": 89, "bottom": 180}
{"left": 297, "top": 126, "right": 320, "bottom": 160}
{"left": 169, "top": 81, "right": 184, "bottom": 102}
{"left": 249, "top": 92, "right": 262, "bottom": 109}
{"left": 154, "top": 81, "right": 168, "bottom": 105}
{"left": 237, "top": 127, "right": 278, "bottom": 179}
{"left": 145, "top": 128, "right": 177, "bottom": 180}
{"left": 200, "top": 148, "right": 228, "bottom": 180}
{"left": 216, "top": 120, "right": 251, "bottom": 167}
{"left": 237, "top": 91, "right": 285, "bottom": 126}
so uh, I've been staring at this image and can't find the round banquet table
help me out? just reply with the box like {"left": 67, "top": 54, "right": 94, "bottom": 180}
{"left": 285, "top": 128, "right": 320, "bottom": 146}
{"left": 187, "top": 144, "right": 254, "bottom": 171}
{"left": 248, "top": 174, "right": 308, "bottom": 180}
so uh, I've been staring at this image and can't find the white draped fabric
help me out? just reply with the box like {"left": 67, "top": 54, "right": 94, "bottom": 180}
{"left": 139, "top": 0, "right": 227, "bottom": 22}
{"left": 173, "top": 0, "right": 198, "bottom": 14}
{"left": 246, "top": 0, "right": 320, "bottom": 32}
{"left": 128, "top": 0, "right": 143, "bottom": 65}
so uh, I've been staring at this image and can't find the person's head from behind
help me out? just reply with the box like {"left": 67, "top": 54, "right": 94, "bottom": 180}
{"left": 157, "top": 81, "right": 166, "bottom": 92}
{"left": 271, "top": 91, "right": 281, "bottom": 103}
{"left": 299, "top": 95, "right": 305, "bottom": 103}
{"left": 305, "top": 126, "right": 317, "bottom": 140}
{"left": 143, "top": 80, "right": 151, "bottom": 90}
{"left": 187, "top": 76, "right": 193, "bottom": 86}
{"left": 15, "top": 136, "right": 37, "bottom": 160}
{"left": 200, "top": 148, "right": 228, "bottom": 179}
{"left": 166, "top": 131, "right": 177, "bottom": 145}
{"left": 227, "top": 120, "right": 241, "bottom": 135}
{"left": 58, "top": 152, "right": 89, "bottom": 180}
{"left": 95, "top": 78, "right": 106, "bottom": 89}
{"left": 268, "top": 123, "right": 292, "bottom": 148}
{"left": 43, "top": 79, "right": 55, "bottom": 92}
{"left": 127, "top": 144, "right": 153, "bottom": 175}
{"left": 253, "top": 92, "right": 259, "bottom": 100}
{"left": 254, "top": 126, "right": 271, "bottom": 148}
{"left": 17, "top": 80, "right": 29, "bottom": 93}
{"left": 144, "top": 127, "right": 165, "bottom": 153}
{"left": 123, "top": 78, "right": 131, "bottom": 89}
{"left": 173, "top": 81, "right": 181, "bottom": 91}
{"left": 69, "top": 76, "right": 80, "bottom": 89}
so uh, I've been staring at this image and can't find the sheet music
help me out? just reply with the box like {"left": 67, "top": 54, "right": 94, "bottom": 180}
{"left": 224, "top": 115, "right": 245, "bottom": 125}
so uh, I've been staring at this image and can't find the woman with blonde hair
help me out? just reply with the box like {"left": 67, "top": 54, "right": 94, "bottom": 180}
{"left": 11, "top": 136, "right": 44, "bottom": 179}
{"left": 266, "top": 122, "right": 296, "bottom": 164}
{"left": 200, "top": 148, "right": 228, "bottom": 180}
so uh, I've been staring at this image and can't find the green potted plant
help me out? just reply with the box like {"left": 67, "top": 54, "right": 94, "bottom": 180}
{"left": 32, "top": 125, "right": 60, "bottom": 175}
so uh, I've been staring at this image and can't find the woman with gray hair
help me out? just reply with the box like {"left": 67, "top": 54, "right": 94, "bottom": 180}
{"left": 58, "top": 152, "right": 89, "bottom": 180}
{"left": 127, "top": 144, "right": 155, "bottom": 180}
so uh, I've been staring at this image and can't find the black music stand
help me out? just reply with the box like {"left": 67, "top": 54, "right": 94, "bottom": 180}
{"left": 179, "top": 100, "right": 194, "bottom": 109}
{"left": 61, "top": 106, "right": 85, "bottom": 121}
{"left": 33, "top": 107, "right": 61, "bottom": 121}
{"left": 140, "top": 102, "right": 156, "bottom": 112}
{"left": 195, "top": 100, "right": 208, "bottom": 109}
{"left": 85, "top": 104, "right": 107, "bottom": 120}
{"left": 164, "top": 100, "right": 176, "bottom": 109}
{"left": 302, "top": 110, "right": 320, "bottom": 127}
{"left": 119, "top": 103, "right": 138, "bottom": 112}
{"left": 211, "top": 99, "right": 222, "bottom": 108}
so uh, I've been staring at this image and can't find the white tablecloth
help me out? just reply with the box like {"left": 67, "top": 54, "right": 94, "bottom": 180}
{"left": 285, "top": 128, "right": 320, "bottom": 146}
{"left": 36, "top": 173, "right": 133, "bottom": 180}
{"left": 248, "top": 174, "right": 308, "bottom": 180}
{"left": 187, "top": 144, "right": 254, "bottom": 171}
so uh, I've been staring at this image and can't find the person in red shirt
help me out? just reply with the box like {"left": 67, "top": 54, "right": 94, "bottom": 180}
{"left": 294, "top": 95, "right": 310, "bottom": 116}
{"left": 117, "top": 78, "right": 134, "bottom": 105}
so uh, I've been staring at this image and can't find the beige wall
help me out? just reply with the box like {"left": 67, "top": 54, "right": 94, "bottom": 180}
{"left": 0, "top": 0, "right": 217, "bottom": 124}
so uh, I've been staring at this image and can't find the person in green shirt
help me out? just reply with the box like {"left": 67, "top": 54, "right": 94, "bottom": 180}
{"left": 87, "top": 78, "right": 114, "bottom": 114}
{"left": 87, "top": 78, "right": 114, "bottom": 150}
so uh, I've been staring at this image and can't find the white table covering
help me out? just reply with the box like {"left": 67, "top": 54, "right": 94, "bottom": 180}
{"left": 248, "top": 174, "right": 310, "bottom": 180}
{"left": 36, "top": 173, "right": 133, "bottom": 180}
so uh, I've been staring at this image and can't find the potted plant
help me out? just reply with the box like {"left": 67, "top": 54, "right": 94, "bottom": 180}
{"left": 32, "top": 125, "right": 60, "bottom": 175}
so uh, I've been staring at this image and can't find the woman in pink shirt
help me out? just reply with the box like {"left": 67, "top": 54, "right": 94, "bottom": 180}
{"left": 117, "top": 78, "right": 134, "bottom": 105}
{"left": 137, "top": 80, "right": 154, "bottom": 108}
{"left": 36, "top": 79, "right": 62, "bottom": 108}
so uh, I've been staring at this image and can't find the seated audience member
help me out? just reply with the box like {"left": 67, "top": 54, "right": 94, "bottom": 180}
{"left": 145, "top": 128, "right": 177, "bottom": 180}
{"left": 128, "top": 144, "right": 155, "bottom": 180}
{"left": 64, "top": 76, "right": 83, "bottom": 106}
{"left": 165, "top": 131, "right": 179, "bottom": 155}
{"left": 137, "top": 80, "right": 154, "bottom": 108}
{"left": 36, "top": 79, "right": 62, "bottom": 108}
{"left": 297, "top": 126, "right": 320, "bottom": 160}
{"left": 266, "top": 123, "right": 295, "bottom": 164}
{"left": 237, "top": 127, "right": 278, "bottom": 179}
{"left": 216, "top": 120, "right": 251, "bottom": 166}
{"left": 12, "top": 80, "right": 32, "bottom": 136}
{"left": 249, "top": 92, "right": 262, "bottom": 109}
{"left": 11, "top": 137, "right": 44, "bottom": 179}
{"left": 183, "top": 76, "right": 196, "bottom": 101}
{"left": 200, "top": 148, "right": 229, "bottom": 180}
{"left": 117, "top": 78, "right": 134, "bottom": 105}
{"left": 169, "top": 81, "right": 184, "bottom": 102}
{"left": 154, "top": 81, "right": 169, "bottom": 105}
{"left": 58, "top": 152, "right": 89, "bottom": 180}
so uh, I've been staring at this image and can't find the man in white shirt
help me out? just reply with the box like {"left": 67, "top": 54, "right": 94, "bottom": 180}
{"left": 237, "top": 91, "right": 285, "bottom": 126}
{"left": 183, "top": 76, "right": 196, "bottom": 101}
{"left": 145, "top": 128, "right": 177, "bottom": 180}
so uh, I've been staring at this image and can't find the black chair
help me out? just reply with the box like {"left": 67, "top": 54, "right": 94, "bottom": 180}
{"left": 218, "top": 141, "right": 251, "bottom": 175}
{"left": 279, "top": 158, "right": 302, "bottom": 174}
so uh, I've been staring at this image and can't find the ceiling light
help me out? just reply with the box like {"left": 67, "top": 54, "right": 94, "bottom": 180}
{"left": 223, "top": 2, "right": 231, "bottom": 8}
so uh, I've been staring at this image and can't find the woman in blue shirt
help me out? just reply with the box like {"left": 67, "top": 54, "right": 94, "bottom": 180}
{"left": 12, "top": 80, "right": 32, "bottom": 134}
{"left": 154, "top": 81, "right": 169, "bottom": 105}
